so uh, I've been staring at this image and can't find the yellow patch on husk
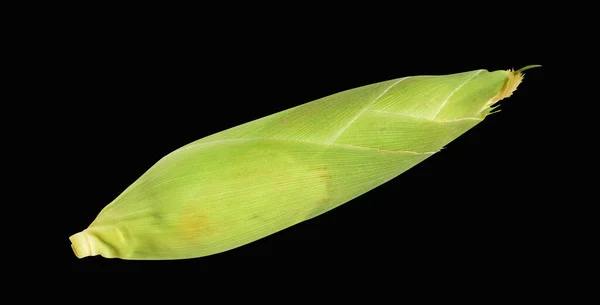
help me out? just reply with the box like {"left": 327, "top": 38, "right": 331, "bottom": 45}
{"left": 484, "top": 69, "right": 525, "bottom": 108}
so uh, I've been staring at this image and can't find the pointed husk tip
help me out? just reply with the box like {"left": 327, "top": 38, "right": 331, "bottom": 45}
{"left": 515, "top": 64, "right": 542, "bottom": 74}
{"left": 483, "top": 64, "right": 541, "bottom": 109}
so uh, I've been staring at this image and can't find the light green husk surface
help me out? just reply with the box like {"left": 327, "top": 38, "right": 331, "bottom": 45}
{"left": 70, "top": 66, "right": 538, "bottom": 260}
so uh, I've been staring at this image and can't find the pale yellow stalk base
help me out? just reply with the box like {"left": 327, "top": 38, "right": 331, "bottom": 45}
{"left": 70, "top": 231, "right": 93, "bottom": 259}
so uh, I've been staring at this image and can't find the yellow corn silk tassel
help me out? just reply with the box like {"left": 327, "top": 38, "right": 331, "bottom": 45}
{"left": 70, "top": 65, "right": 539, "bottom": 260}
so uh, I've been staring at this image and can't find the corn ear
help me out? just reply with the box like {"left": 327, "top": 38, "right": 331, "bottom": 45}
{"left": 70, "top": 66, "right": 538, "bottom": 260}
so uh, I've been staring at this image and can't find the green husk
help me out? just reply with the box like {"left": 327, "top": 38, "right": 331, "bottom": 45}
{"left": 70, "top": 66, "right": 537, "bottom": 260}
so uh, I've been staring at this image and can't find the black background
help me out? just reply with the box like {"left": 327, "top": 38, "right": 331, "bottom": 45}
{"left": 60, "top": 9, "right": 551, "bottom": 274}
